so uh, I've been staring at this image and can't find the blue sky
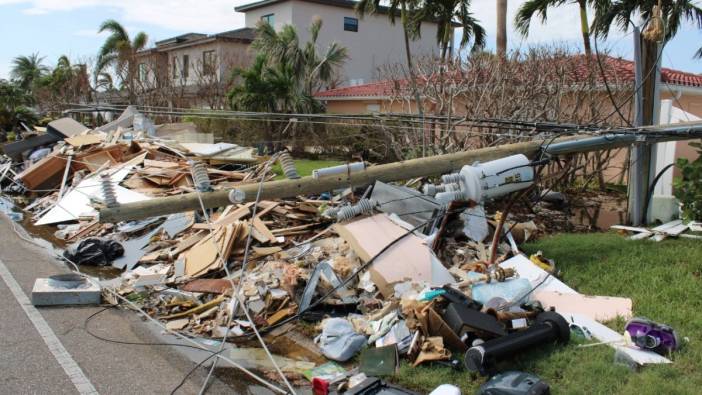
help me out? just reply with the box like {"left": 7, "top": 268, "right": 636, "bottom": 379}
{"left": 0, "top": 0, "right": 700, "bottom": 80}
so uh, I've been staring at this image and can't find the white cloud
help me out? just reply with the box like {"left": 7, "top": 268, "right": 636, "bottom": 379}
{"left": 462, "top": 0, "right": 628, "bottom": 51}
{"left": 7, "top": 0, "right": 250, "bottom": 32}
{"left": 1, "top": 0, "right": 643, "bottom": 58}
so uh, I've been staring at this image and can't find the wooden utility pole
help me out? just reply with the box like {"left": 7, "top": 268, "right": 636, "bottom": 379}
{"left": 98, "top": 123, "right": 702, "bottom": 223}
{"left": 628, "top": 14, "right": 663, "bottom": 226}
{"left": 497, "top": 0, "right": 508, "bottom": 57}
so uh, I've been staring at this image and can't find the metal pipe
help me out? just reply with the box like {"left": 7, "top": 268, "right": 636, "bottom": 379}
{"left": 464, "top": 311, "right": 570, "bottom": 375}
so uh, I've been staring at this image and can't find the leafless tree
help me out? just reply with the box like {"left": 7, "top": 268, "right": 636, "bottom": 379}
{"left": 377, "top": 46, "right": 633, "bottom": 187}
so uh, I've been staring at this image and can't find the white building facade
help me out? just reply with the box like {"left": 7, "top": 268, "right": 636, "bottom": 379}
{"left": 236, "top": 0, "right": 443, "bottom": 86}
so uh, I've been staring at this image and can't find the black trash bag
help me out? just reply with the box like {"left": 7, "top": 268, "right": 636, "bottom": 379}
{"left": 63, "top": 238, "right": 124, "bottom": 266}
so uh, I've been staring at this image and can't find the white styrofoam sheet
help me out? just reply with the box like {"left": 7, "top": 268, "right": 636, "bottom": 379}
{"left": 35, "top": 161, "right": 150, "bottom": 225}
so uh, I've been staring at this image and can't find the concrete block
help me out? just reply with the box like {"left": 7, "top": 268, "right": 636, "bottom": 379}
{"left": 31, "top": 278, "right": 101, "bottom": 306}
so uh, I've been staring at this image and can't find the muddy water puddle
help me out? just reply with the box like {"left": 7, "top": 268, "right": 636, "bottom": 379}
{"left": 1, "top": 194, "right": 120, "bottom": 279}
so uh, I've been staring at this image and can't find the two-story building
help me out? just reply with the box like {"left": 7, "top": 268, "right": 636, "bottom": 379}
{"left": 134, "top": 28, "right": 255, "bottom": 108}
{"left": 129, "top": 0, "right": 446, "bottom": 107}
{"left": 235, "top": 0, "right": 444, "bottom": 86}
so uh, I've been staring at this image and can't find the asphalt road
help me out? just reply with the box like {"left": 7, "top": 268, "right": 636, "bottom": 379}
{"left": 0, "top": 212, "right": 275, "bottom": 395}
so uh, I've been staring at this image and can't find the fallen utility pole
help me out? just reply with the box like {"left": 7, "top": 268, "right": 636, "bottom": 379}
{"left": 99, "top": 123, "right": 702, "bottom": 223}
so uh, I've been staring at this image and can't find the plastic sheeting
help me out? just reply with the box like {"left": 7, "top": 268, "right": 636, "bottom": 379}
{"left": 315, "top": 318, "right": 367, "bottom": 362}
{"left": 63, "top": 237, "right": 124, "bottom": 266}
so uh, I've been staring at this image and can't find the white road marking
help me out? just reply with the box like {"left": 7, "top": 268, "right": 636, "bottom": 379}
{"left": 0, "top": 258, "right": 99, "bottom": 395}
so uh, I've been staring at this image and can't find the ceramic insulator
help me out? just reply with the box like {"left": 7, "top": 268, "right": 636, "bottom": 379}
{"left": 442, "top": 173, "right": 462, "bottom": 184}
{"left": 277, "top": 151, "right": 300, "bottom": 180}
{"left": 336, "top": 198, "right": 375, "bottom": 222}
{"left": 100, "top": 173, "right": 118, "bottom": 208}
{"left": 435, "top": 190, "right": 467, "bottom": 204}
{"left": 190, "top": 161, "right": 212, "bottom": 192}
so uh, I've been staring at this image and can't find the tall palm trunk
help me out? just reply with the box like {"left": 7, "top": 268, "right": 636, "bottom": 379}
{"left": 578, "top": 0, "right": 592, "bottom": 57}
{"left": 400, "top": 1, "right": 424, "bottom": 118}
{"left": 496, "top": 0, "right": 507, "bottom": 57}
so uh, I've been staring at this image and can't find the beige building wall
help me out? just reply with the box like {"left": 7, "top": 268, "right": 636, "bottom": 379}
{"left": 168, "top": 41, "right": 251, "bottom": 87}
{"left": 244, "top": 0, "right": 440, "bottom": 86}
{"left": 243, "top": 1, "right": 295, "bottom": 31}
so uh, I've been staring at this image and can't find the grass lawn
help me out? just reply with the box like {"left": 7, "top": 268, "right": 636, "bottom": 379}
{"left": 390, "top": 233, "right": 702, "bottom": 394}
{"left": 271, "top": 159, "right": 344, "bottom": 180}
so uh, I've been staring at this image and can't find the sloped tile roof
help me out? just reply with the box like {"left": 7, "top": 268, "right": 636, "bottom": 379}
{"left": 316, "top": 56, "right": 702, "bottom": 99}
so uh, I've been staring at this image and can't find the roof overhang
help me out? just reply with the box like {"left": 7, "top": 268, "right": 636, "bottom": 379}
{"left": 318, "top": 95, "right": 391, "bottom": 101}
{"left": 235, "top": 0, "right": 451, "bottom": 24}
{"left": 663, "top": 83, "right": 702, "bottom": 96}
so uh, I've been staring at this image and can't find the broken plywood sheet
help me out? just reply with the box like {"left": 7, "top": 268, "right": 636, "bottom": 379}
{"left": 334, "top": 213, "right": 454, "bottom": 297}
{"left": 534, "top": 291, "right": 632, "bottom": 322}
{"left": 499, "top": 254, "right": 669, "bottom": 365}
{"left": 183, "top": 224, "right": 238, "bottom": 277}
{"left": 16, "top": 154, "right": 69, "bottom": 190}
{"left": 47, "top": 117, "right": 89, "bottom": 138}
{"left": 81, "top": 150, "right": 117, "bottom": 172}
{"left": 65, "top": 134, "right": 104, "bottom": 147}
{"left": 181, "top": 279, "right": 233, "bottom": 294}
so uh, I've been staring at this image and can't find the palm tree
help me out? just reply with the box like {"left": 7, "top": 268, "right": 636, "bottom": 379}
{"left": 515, "top": 0, "right": 600, "bottom": 57}
{"left": 10, "top": 53, "right": 48, "bottom": 92}
{"left": 497, "top": 0, "right": 508, "bottom": 57}
{"left": 422, "top": 0, "right": 486, "bottom": 61}
{"left": 593, "top": 0, "right": 702, "bottom": 44}
{"left": 95, "top": 19, "right": 148, "bottom": 103}
{"left": 356, "top": 0, "right": 425, "bottom": 115}
{"left": 593, "top": 1, "right": 702, "bottom": 125}
{"left": 36, "top": 55, "right": 92, "bottom": 110}
{"left": 252, "top": 19, "right": 348, "bottom": 96}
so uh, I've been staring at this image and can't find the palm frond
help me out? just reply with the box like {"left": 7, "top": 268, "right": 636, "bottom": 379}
{"left": 132, "top": 32, "right": 149, "bottom": 51}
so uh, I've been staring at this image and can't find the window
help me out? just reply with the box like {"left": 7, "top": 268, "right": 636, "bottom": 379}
{"left": 202, "top": 50, "right": 216, "bottom": 76}
{"left": 182, "top": 54, "right": 189, "bottom": 79}
{"left": 344, "top": 17, "right": 358, "bottom": 32}
{"left": 138, "top": 63, "right": 147, "bottom": 82}
{"left": 261, "top": 13, "right": 275, "bottom": 25}
{"left": 172, "top": 58, "right": 178, "bottom": 79}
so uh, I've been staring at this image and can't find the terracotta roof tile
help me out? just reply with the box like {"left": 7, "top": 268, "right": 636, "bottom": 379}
{"left": 316, "top": 56, "right": 702, "bottom": 99}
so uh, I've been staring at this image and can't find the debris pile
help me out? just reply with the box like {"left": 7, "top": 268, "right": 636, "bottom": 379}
{"left": 0, "top": 109, "right": 682, "bottom": 394}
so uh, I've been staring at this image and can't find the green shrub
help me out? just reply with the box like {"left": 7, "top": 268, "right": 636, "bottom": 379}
{"left": 674, "top": 141, "right": 702, "bottom": 221}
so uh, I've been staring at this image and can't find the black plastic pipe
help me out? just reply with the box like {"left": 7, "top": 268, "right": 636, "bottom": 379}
{"left": 464, "top": 311, "right": 570, "bottom": 375}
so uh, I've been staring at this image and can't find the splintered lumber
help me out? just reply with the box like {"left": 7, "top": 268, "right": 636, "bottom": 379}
{"left": 160, "top": 295, "right": 226, "bottom": 320}
{"left": 252, "top": 217, "right": 277, "bottom": 243}
{"left": 65, "top": 134, "right": 104, "bottom": 147}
